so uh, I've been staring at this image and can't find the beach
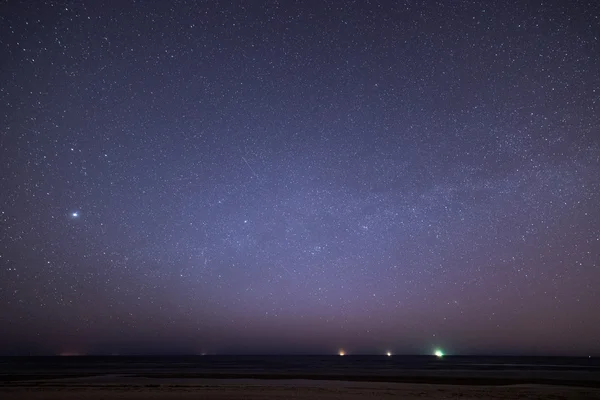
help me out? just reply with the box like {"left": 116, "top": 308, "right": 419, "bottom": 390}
{"left": 3, "top": 378, "right": 600, "bottom": 399}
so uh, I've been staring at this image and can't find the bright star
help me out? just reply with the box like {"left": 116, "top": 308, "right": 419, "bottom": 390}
{"left": 71, "top": 212, "right": 79, "bottom": 218}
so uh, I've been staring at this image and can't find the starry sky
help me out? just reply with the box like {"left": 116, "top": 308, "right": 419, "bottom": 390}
{"left": 1, "top": 0, "right": 599, "bottom": 356}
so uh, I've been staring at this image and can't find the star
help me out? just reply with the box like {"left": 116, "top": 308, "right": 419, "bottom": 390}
{"left": 1, "top": 0, "right": 598, "bottom": 357}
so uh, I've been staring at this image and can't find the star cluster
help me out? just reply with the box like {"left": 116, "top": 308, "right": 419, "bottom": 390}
{"left": 0, "top": 0, "right": 599, "bottom": 355}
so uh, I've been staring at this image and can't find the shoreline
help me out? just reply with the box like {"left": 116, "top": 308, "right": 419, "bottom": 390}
{"left": 2, "top": 372, "right": 600, "bottom": 388}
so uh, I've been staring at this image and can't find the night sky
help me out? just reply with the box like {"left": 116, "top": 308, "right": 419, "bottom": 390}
{"left": 1, "top": 0, "right": 599, "bottom": 356}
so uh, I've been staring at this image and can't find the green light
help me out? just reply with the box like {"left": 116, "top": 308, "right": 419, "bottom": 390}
{"left": 434, "top": 349, "right": 444, "bottom": 358}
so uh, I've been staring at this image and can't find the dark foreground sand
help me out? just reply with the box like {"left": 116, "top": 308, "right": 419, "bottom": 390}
{"left": 2, "top": 378, "right": 600, "bottom": 399}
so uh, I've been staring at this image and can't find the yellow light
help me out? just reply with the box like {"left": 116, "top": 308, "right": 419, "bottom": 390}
{"left": 339, "top": 350, "right": 345, "bottom": 356}
{"left": 386, "top": 351, "right": 392, "bottom": 357}
{"left": 434, "top": 349, "right": 444, "bottom": 358}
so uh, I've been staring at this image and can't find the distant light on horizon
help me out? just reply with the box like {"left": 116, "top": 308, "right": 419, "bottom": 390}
{"left": 434, "top": 349, "right": 444, "bottom": 358}
{"left": 59, "top": 351, "right": 83, "bottom": 356}
{"left": 339, "top": 349, "right": 345, "bottom": 356}
{"left": 386, "top": 351, "right": 392, "bottom": 357}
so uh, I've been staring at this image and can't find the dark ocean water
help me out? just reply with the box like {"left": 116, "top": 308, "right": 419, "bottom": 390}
{"left": 1, "top": 356, "right": 600, "bottom": 386}
{"left": 2, "top": 355, "right": 600, "bottom": 373}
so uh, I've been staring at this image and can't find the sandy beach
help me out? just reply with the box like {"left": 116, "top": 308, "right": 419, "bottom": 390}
{"left": 2, "top": 377, "right": 600, "bottom": 399}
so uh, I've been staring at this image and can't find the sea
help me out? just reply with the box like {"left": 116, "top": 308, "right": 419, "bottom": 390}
{"left": 1, "top": 355, "right": 600, "bottom": 386}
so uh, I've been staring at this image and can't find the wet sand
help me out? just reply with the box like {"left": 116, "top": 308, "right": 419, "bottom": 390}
{"left": 2, "top": 376, "right": 600, "bottom": 399}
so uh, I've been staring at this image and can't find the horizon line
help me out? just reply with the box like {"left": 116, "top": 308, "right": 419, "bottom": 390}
{"left": 1, "top": 353, "right": 597, "bottom": 358}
